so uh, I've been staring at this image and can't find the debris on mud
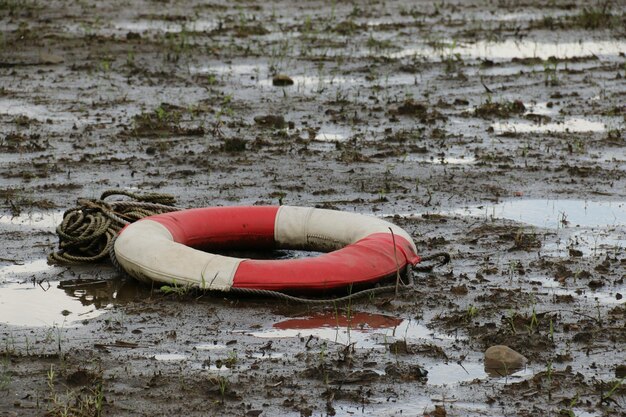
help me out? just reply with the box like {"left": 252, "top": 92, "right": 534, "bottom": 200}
{"left": 272, "top": 74, "right": 294, "bottom": 86}
{"left": 473, "top": 99, "right": 526, "bottom": 119}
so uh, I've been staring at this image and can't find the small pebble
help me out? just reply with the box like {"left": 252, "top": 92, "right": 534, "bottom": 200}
{"left": 272, "top": 74, "right": 294, "bottom": 86}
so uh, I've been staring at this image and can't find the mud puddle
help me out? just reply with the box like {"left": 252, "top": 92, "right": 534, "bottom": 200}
{"left": 391, "top": 39, "right": 626, "bottom": 62}
{"left": 427, "top": 361, "right": 534, "bottom": 386}
{"left": 406, "top": 154, "right": 476, "bottom": 165}
{"left": 453, "top": 199, "right": 626, "bottom": 229}
{"left": 249, "top": 311, "right": 460, "bottom": 349}
{"left": 0, "top": 280, "right": 104, "bottom": 327}
{"left": 0, "top": 99, "right": 74, "bottom": 123}
{"left": 0, "top": 258, "right": 147, "bottom": 326}
{"left": 452, "top": 199, "right": 626, "bottom": 258}
{"left": 0, "top": 259, "right": 55, "bottom": 283}
{"left": 312, "top": 399, "right": 490, "bottom": 417}
{"left": 0, "top": 210, "right": 63, "bottom": 229}
{"left": 492, "top": 118, "right": 614, "bottom": 134}
{"left": 532, "top": 275, "right": 624, "bottom": 305}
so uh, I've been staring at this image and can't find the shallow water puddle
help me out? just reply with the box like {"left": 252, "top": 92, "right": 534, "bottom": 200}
{"left": 153, "top": 353, "right": 187, "bottom": 361}
{"left": 406, "top": 154, "right": 476, "bottom": 165}
{"left": 427, "top": 362, "right": 534, "bottom": 386}
{"left": 314, "top": 132, "right": 346, "bottom": 142}
{"left": 0, "top": 98, "right": 75, "bottom": 123}
{"left": 547, "top": 229, "right": 626, "bottom": 258}
{"left": 64, "top": 19, "right": 218, "bottom": 36}
{"left": 190, "top": 63, "right": 263, "bottom": 77}
{"left": 523, "top": 102, "right": 558, "bottom": 116}
{"left": 454, "top": 199, "right": 626, "bottom": 258}
{"left": 0, "top": 259, "right": 54, "bottom": 283}
{"left": 113, "top": 19, "right": 218, "bottom": 34}
{"left": 492, "top": 118, "right": 607, "bottom": 134}
{"left": 532, "top": 275, "right": 624, "bottom": 305}
{"left": 0, "top": 281, "right": 105, "bottom": 327}
{"left": 330, "top": 397, "right": 491, "bottom": 417}
{"left": 250, "top": 312, "right": 458, "bottom": 348}
{"left": 453, "top": 199, "right": 626, "bottom": 229}
{"left": 391, "top": 39, "right": 626, "bottom": 61}
{"left": 0, "top": 210, "right": 63, "bottom": 229}
{"left": 194, "top": 343, "right": 228, "bottom": 351}
{"left": 259, "top": 74, "right": 360, "bottom": 93}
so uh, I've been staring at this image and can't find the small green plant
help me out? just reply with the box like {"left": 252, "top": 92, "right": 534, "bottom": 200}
{"left": 559, "top": 394, "right": 578, "bottom": 417}
{"left": 602, "top": 378, "right": 624, "bottom": 404}
{"left": 225, "top": 350, "right": 238, "bottom": 368}
{"left": 3, "top": 332, "right": 16, "bottom": 355}
{"left": 366, "top": 35, "right": 392, "bottom": 51}
{"left": 164, "top": 26, "right": 191, "bottom": 62}
{"left": 441, "top": 40, "right": 462, "bottom": 74}
{"left": 160, "top": 278, "right": 192, "bottom": 296}
{"left": 543, "top": 60, "right": 559, "bottom": 86}
{"left": 575, "top": 4, "right": 616, "bottom": 29}
{"left": 99, "top": 58, "right": 111, "bottom": 73}
{"left": 527, "top": 307, "right": 538, "bottom": 333}
{"left": 47, "top": 364, "right": 105, "bottom": 417}
{"left": 53, "top": 320, "right": 66, "bottom": 353}
{"left": 0, "top": 355, "right": 11, "bottom": 391}
{"left": 206, "top": 73, "right": 218, "bottom": 86}
{"left": 318, "top": 341, "right": 330, "bottom": 385}
{"left": 466, "top": 305, "right": 479, "bottom": 321}
{"left": 218, "top": 376, "right": 228, "bottom": 397}
{"left": 125, "top": 51, "right": 135, "bottom": 68}
{"left": 505, "top": 309, "right": 517, "bottom": 334}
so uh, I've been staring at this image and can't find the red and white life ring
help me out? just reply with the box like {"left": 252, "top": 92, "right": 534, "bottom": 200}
{"left": 114, "top": 206, "right": 420, "bottom": 292}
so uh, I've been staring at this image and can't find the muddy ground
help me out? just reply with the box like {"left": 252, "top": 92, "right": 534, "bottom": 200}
{"left": 1, "top": 0, "right": 625, "bottom": 416}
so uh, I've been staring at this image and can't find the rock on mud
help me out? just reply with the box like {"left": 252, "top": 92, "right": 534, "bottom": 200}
{"left": 39, "top": 52, "right": 64, "bottom": 64}
{"left": 484, "top": 345, "right": 527, "bottom": 375}
{"left": 254, "top": 114, "right": 286, "bottom": 129}
{"left": 272, "top": 74, "right": 294, "bottom": 86}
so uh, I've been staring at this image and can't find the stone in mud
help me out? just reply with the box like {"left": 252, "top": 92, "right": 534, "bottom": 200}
{"left": 425, "top": 405, "right": 447, "bottom": 417}
{"left": 616, "top": 364, "right": 626, "bottom": 378}
{"left": 396, "top": 99, "right": 427, "bottom": 116}
{"left": 272, "top": 74, "right": 294, "bottom": 86}
{"left": 40, "top": 52, "right": 64, "bottom": 64}
{"left": 484, "top": 345, "right": 527, "bottom": 375}
{"left": 254, "top": 114, "right": 286, "bottom": 129}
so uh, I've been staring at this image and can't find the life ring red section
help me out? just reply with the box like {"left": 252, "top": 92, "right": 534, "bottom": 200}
{"left": 147, "top": 206, "right": 279, "bottom": 250}
{"left": 233, "top": 233, "right": 418, "bottom": 291}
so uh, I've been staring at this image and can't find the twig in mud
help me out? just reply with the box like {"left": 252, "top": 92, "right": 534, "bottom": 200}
{"left": 389, "top": 227, "right": 402, "bottom": 296}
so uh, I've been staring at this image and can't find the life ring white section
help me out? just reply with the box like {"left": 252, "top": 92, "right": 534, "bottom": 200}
{"left": 274, "top": 206, "right": 417, "bottom": 253}
{"left": 114, "top": 220, "right": 240, "bottom": 290}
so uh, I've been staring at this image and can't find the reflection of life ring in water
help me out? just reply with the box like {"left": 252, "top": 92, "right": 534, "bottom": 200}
{"left": 273, "top": 312, "right": 403, "bottom": 330}
{"left": 114, "top": 206, "right": 420, "bottom": 292}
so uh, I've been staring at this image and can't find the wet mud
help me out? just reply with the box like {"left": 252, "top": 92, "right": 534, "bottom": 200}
{"left": 1, "top": 0, "right": 625, "bottom": 416}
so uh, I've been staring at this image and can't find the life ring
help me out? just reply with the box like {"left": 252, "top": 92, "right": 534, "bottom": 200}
{"left": 113, "top": 206, "right": 420, "bottom": 292}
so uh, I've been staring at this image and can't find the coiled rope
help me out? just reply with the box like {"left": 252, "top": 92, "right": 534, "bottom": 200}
{"left": 48, "top": 190, "right": 179, "bottom": 265}
{"left": 49, "top": 190, "right": 450, "bottom": 303}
